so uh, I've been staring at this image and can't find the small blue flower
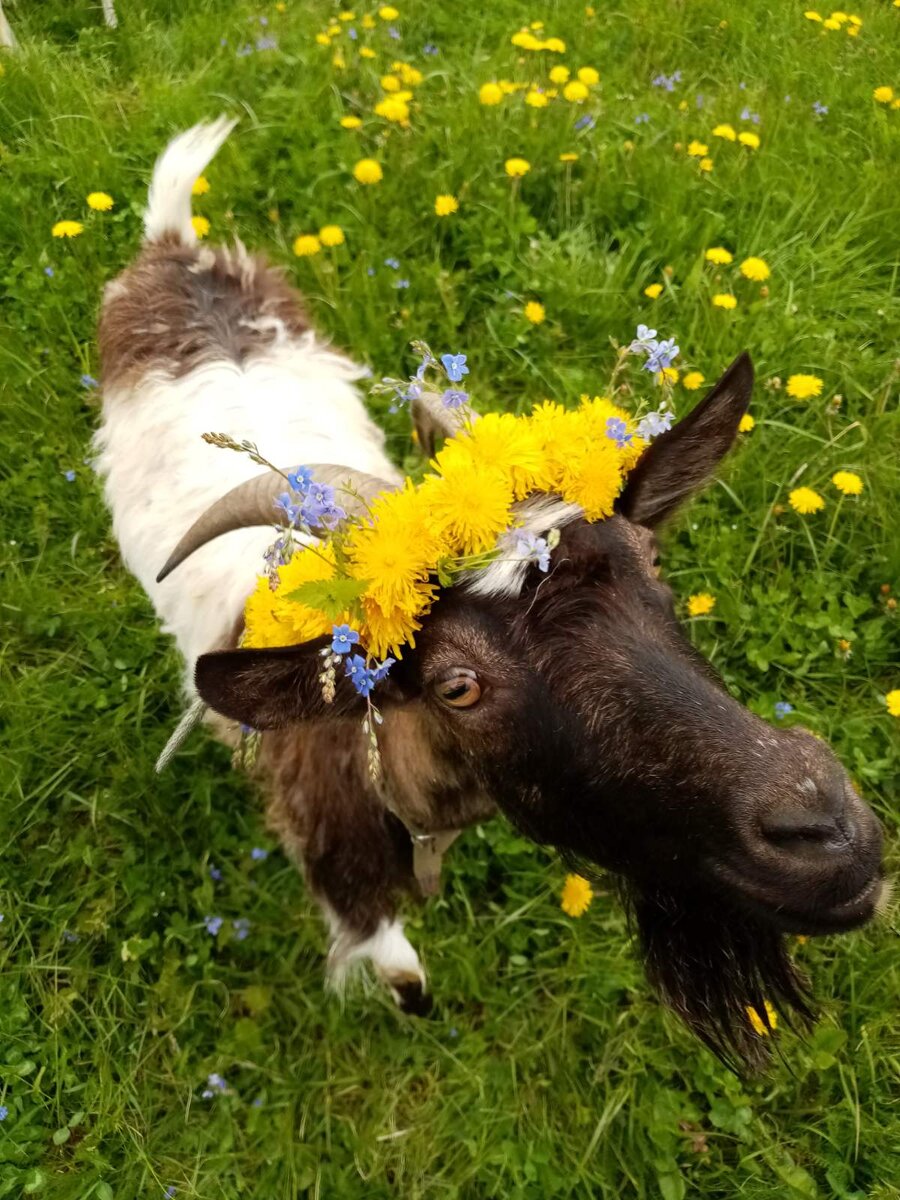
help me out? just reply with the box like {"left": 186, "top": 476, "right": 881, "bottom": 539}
{"left": 441, "top": 388, "right": 468, "bottom": 409}
{"left": 423, "top": 42, "right": 439, "bottom": 55}
{"left": 644, "top": 337, "right": 679, "bottom": 372}
{"left": 812, "top": 100, "right": 828, "bottom": 116}
{"left": 252, "top": 1096, "right": 264, "bottom": 1108}
{"left": 165, "top": 1189, "right": 177, "bottom": 1199}
{"left": 384, "top": 256, "right": 400, "bottom": 269}
{"left": 637, "top": 408, "right": 674, "bottom": 439}
{"left": 44, "top": 265, "right": 55, "bottom": 277}
{"left": 514, "top": 532, "right": 551, "bottom": 573}
{"left": 774, "top": 701, "right": 794, "bottom": 719}
{"left": 63, "top": 469, "right": 76, "bottom": 482}
{"left": 634, "top": 112, "right": 650, "bottom": 124}
{"left": 240, "top": 723, "right": 256, "bottom": 736}
{"left": 348, "top": 26, "right": 358, "bottom": 39}
{"left": 605, "top": 416, "right": 633, "bottom": 449}
{"left": 629, "top": 324, "right": 658, "bottom": 353}
{"left": 440, "top": 353, "right": 469, "bottom": 383}
{"left": 394, "top": 278, "right": 410, "bottom": 289}
{"left": 574, "top": 114, "right": 596, "bottom": 131}
{"left": 274, "top": 492, "right": 302, "bottom": 524}
{"left": 256, "top": 35, "right": 277, "bottom": 50}
{"left": 236, "top": 42, "right": 253, "bottom": 56}
{"left": 345, "top": 654, "right": 376, "bottom": 698}
{"left": 232, "top": 917, "right": 251, "bottom": 941}
{"left": 0, "top": 1106, "right": 7, "bottom": 1121}
{"left": 301, "top": 482, "right": 345, "bottom": 529}
{"left": 209, "top": 864, "right": 222, "bottom": 881}
{"left": 331, "top": 624, "right": 360, "bottom": 655}
{"left": 373, "top": 657, "right": 396, "bottom": 683}
{"left": 204, "top": 915, "right": 224, "bottom": 936}
{"left": 286, "top": 463, "right": 314, "bottom": 493}
{"left": 367, "top": 266, "right": 376, "bottom": 277}
{"left": 80, "top": 373, "right": 99, "bottom": 388}
{"left": 388, "top": 25, "right": 400, "bottom": 38}
{"left": 62, "top": 929, "right": 79, "bottom": 943}
{"left": 250, "top": 847, "right": 268, "bottom": 861}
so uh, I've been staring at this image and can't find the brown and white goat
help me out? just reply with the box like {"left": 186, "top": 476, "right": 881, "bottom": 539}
{"left": 95, "top": 120, "right": 884, "bottom": 1068}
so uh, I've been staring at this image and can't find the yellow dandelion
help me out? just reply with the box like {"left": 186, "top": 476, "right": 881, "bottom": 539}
{"left": 804, "top": 9, "right": 823, "bottom": 19}
{"left": 823, "top": 17, "right": 841, "bottom": 29}
{"left": 561, "top": 874, "right": 593, "bottom": 917}
{"left": 505, "top": 157, "right": 531, "bottom": 178}
{"left": 51, "top": 220, "right": 84, "bottom": 239}
{"left": 340, "top": 115, "right": 363, "bottom": 129}
{"left": 682, "top": 371, "right": 705, "bottom": 391}
{"left": 687, "top": 140, "right": 709, "bottom": 157}
{"left": 873, "top": 86, "right": 894, "bottom": 104}
{"left": 712, "top": 123, "right": 736, "bottom": 141}
{"left": 434, "top": 193, "right": 459, "bottom": 217}
{"left": 524, "top": 300, "right": 546, "bottom": 325}
{"left": 353, "top": 158, "right": 383, "bottom": 185}
{"left": 578, "top": 66, "right": 599, "bottom": 86}
{"left": 87, "top": 191, "right": 114, "bottom": 211}
{"left": 886, "top": 690, "right": 900, "bottom": 718}
{"left": 687, "top": 592, "right": 716, "bottom": 617}
{"left": 397, "top": 63, "right": 423, "bottom": 86}
{"left": 479, "top": 82, "right": 503, "bottom": 106}
{"left": 380, "top": 73, "right": 401, "bottom": 92}
{"left": 378, "top": 5, "right": 399, "bottom": 18}
{"left": 557, "top": 439, "right": 626, "bottom": 521}
{"left": 293, "top": 234, "right": 321, "bottom": 256}
{"left": 559, "top": 152, "right": 579, "bottom": 162}
{"left": 786, "top": 373, "right": 823, "bottom": 399}
{"left": 789, "top": 486, "right": 826, "bottom": 514}
{"left": 832, "top": 470, "right": 863, "bottom": 495}
{"left": 374, "top": 95, "right": 410, "bottom": 123}
{"left": 712, "top": 293, "right": 737, "bottom": 309}
{"left": 448, "top": 412, "right": 548, "bottom": 500}
{"left": 705, "top": 246, "right": 733, "bottom": 264}
{"left": 657, "top": 367, "right": 679, "bottom": 385}
{"left": 525, "top": 89, "right": 549, "bottom": 108}
{"left": 563, "top": 79, "right": 589, "bottom": 103}
{"left": 738, "top": 130, "right": 760, "bottom": 149}
{"left": 192, "top": 175, "right": 210, "bottom": 196}
{"left": 699, "top": 157, "right": 714, "bottom": 172}
{"left": 644, "top": 282, "right": 663, "bottom": 299}
{"left": 361, "top": 12, "right": 376, "bottom": 28}
{"left": 339, "top": 10, "right": 356, "bottom": 20}
{"left": 191, "top": 215, "right": 210, "bottom": 239}
{"left": 544, "top": 37, "right": 566, "bottom": 53}
{"left": 421, "top": 460, "right": 513, "bottom": 556}
{"left": 244, "top": 545, "right": 338, "bottom": 650}
{"left": 549, "top": 65, "right": 570, "bottom": 84}
{"left": 359, "top": 45, "right": 376, "bottom": 58}
{"left": 740, "top": 256, "right": 770, "bottom": 281}
{"left": 739, "top": 413, "right": 755, "bottom": 433}
{"left": 746, "top": 1000, "right": 778, "bottom": 1036}
{"left": 319, "top": 224, "right": 345, "bottom": 247}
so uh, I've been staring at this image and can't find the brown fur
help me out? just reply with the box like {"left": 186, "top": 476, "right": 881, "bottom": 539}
{"left": 99, "top": 235, "right": 308, "bottom": 389}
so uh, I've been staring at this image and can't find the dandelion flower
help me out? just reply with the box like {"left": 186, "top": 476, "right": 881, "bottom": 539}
{"left": 789, "top": 486, "right": 825, "bottom": 514}
{"left": 687, "top": 592, "right": 716, "bottom": 616}
{"left": 434, "top": 193, "right": 459, "bottom": 216}
{"left": 293, "top": 233, "right": 321, "bottom": 256}
{"left": 524, "top": 300, "right": 546, "bottom": 324}
{"left": 682, "top": 370, "right": 705, "bottom": 390}
{"left": 319, "top": 224, "right": 345, "bottom": 246}
{"left": 712, "top": 123, "right": 737, "bottom": 141}
{"left": 687, "top": 140, "right": 709, "bottom": 156}
{"left": 315, "top": 32, "right": 331, "bottom": 46}
{"left": 559, "top": 151, "right": 579, "bottom": 162}
{"left": 192, "top": 175, "right": 210, "bottom": 196}
{"left": 561, "top": 874, "right": 593, "bottom": 917}
{"left": 505, "top": 157, "right": 531, "bottom": 177}
{"left": 699, "top": 156, "right": 714, "bottom": 172}
{"left": 525, "top": 89, "right": 549, "bottom": 108}
{"left": 738, "top": 130, "right": 760, "bottom": 148}
{"left": 705, "top": 246, "right": 733, "bottom": 264}
{"left": 52, "top": 220, "right": 84, "bottom": 238}
{"left": 577, "top": 66, "right": 599, "bottom": 86}
{"left": 786, "top": 373, "right": 823, "bottom": 399}
{"left": 823, "top": 17, "right": 841, "bottom": 29}
{"left": 191, "top": 215, "right": 210, "bottom": 239}
{"left": 886, "top": 690, "right": 900, "bottom": 718}
{"left": 644, "top": 283, "right": 663, "bottom": 299}
{"left": 746, "top": 1000, "right": 778, "bottom": 1036}
{"left": 359, "top": 45, "right": 376, "bottom": 58}
{"left": 544, "top": 37, "right": 566, "bottom": 53}
{"left": 549, "top": 65, "right": 570, "bottom": 84}
{"left": 739, "top": 413, "right": 755, "bottom": 432}
{"left": 374, "top": 95, "right": 410, "bottom": 122}
{"left": 381, "top": 73, "right": 401, "bottom": 92}
{"left": 563, "top": 80, "right": 589, "bottom": 102}
{"left": 378, "top": 5, "right": 399, "bottom": 18}
{"left": 712, "top": 293, "right": 737, "bottom": 309}
{"left": 340, "top": 115, "right": 363, "bottom": 129}
{"left": 832, "top": 470, "right": 863, "bottom": 495}
{"left": 874, "top": 86, "right": 894, "bottom": 104}
{"left": 87, "top": 191, "right": 114, "bottom": 211}
{"left": 353, "top": 158, "right": 383, "bottom": 184}
{"left": 479, "top": 82, "right": 503, "bottom": 105}
{"left": 804, "top": 9, "right": 823, "bottom": 19}
{"left": 740, "top": 256, "right": 770, "bottom": 281}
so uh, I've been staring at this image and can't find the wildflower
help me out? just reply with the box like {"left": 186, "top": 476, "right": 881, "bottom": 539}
{"left": 442, "top": 389, "right": 469, "bottom": 409}
{"left": 250, "top": 846, "right": 268, "bottom": 861}
{"left": 712, "top": 123, "right": 736, "bottom": 140}
{"left": 629, "top": 324, "right": 658, "bottom": 352}
{"left": 165, "top": 1189, "right": 176, "bottom": 1198}
{"left": 812, "top": 100, "right": 828, "bottom": 116}
{"left": 81, "top": 373, "right": 99, "bottom": 388}
{"left": 191, "top": 216, "right": 210, "bottom": 239}
{"left": 202, "top": 1073, "right": 228, "bottom": 1098}
{"left": 746, "top": 1000, "right": 778, "bottom": 1036}
{"left": 738, "top": 413, "right": 755, "bottom": 432}
{"left": 378, "top": 5, "right": 399, "bottom": 17}
{"left": 232, "top": 918, "right": 251, "bottom": 941}
{"left": 64, "top": 469, "right": 76, "bottom": 482}
{"left": 873, "top": 86, "right": 894, "bottom": 104}
{"left": 561, "top": 874, "right": 593, "bottom": 917}
{"left": 789, "top": 486, "right": 825, "bottom": 514}
{"left": 192, "top": 174, "right": 210, "bottom": 196}
{"left": 434, "top": 193, "right": 459, "bottom": 216}
{"left": 705, "top": 246, "right": 733, "bottom": 265}
{"left": 549, "top": 65, "right": 570, "bottom": 84}
{"left": 513, "top": 531, "right": 551, "bottom": 572}
{"left": 687, "top": 592, "right": 716, "bottom": 616}
{"left": 634, "top": 112, "right": 650, "bottom": 124}
{"left": 578, "top": 66, "right": 599, "bottom": 85}
{"left": 51, "top": 220, "right": 84, "bottom": 238}
{"left": 823, "top": 16, "right": 840, "bottom": 28}
{"left": 832, "top": 470, "right": 863, "bottom": 495}
{"left": 293, "top": 234, "right": 321, "bottom": 256}
{"left": 331, "top": 624, "right": 360, "bottom": 655}
{"left": 740, "top": 107, "right": 761, "bottom": 124}
{"left": 786, "top": 373, "right": 823, "bottom": 399}
{"left": 657, "top": 367, "right": 679, "bottom": 385}
{"left": 505, "top": 157, "right": 531, "bottom": 177}
{"left": 353, "top": 158, "right": 383, "bottom": 184}
{"left": 774, "top": 701, "right": 794, "bottom": 719}
{"left": 209, "top": 864, "right": 222, "bottom": 881}
{"left": 524, "top": 301, "right": 546, "bottom": 324}
{"left": 87, "top": 191, "right": 114, "bottom": 211}
{"left": 712, "top": 293, "right": 737, "bottom": 309}
{"left": 638, "top": 407, "right": 674, "bottom": 438}
{"left": 559, "top": 152, "right": 579, "bottom": 162}
{"left": 687, "top": 140, "right": 708, "bottom": 156}
{"left": 384, "top": 256, "right": 400, "bottom": 269}
{"left": 644, "top": 337, "right": 679, "bottom": 372}
{"left": 423, "top": 42, "right": 438, "bottom": 55}
{"left": 479, "top": 82, "right": 503, "bottom": 105}
{"left": 0, "top": 1107, "right": 7, "bottom": 1121}
{"left": 738, "top": 131, "right": 760, "bottom": 148}
{"left": 886, "top": 690, "right": 900, "bottom": 718}
{"left": 644, "top": 283, "right": 663, "bottom": 299}
{"left": 44, "top": 266, "right": 55, "bottom": 277}
{"left": 525, "top": 89, "right": 549, "bottom": 108}
{"left": 682, "top": 371, "right": 705, "bottom": 390}
{"left": 699, "top": 157, "right": 714, "bottom": 172}
{"left": 606, "top": 417, "right": 633, "bottom": 449}
{"left": 563, "top": 80, "right": 589, "bottom": 102}
{"left": 381, "top": 72, "right": 401, "bottom": 91}
{"left": 359, "top": 46, "right": 376, "bottom": 57}
{"left": 804, "top": 9, "right": 823, "bottom": 18}
{"left": 345, "top": 654, "right": 376, "bottom": 697}
{"left": 204, "top": 915, "right": 224, "bottom": 936}
{"left": 740, "top": 256, "right": 770, "bottom": 281}
{"left": 257, "top": 35, "right": 278, "bottom": 50}
{"left": 319, "top": 224, "right": 345, "bottom": 247}
{"left": 340, "top": 115, "right": 362, "bottom": 129}
{"left": 441, "top": 353, "right": 469, "bottom": 382}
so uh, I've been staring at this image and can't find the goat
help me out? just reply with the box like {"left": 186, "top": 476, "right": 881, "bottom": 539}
{"left": 0, "top": 0, "right": 117, "bottom": 46}
{"left": 95, "top": 119, "right": 884, "bottom": 1069}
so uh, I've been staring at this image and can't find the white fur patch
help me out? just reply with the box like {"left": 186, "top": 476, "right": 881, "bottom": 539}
{"left": 144, "top": 116, "right": 237, "bottom": 244}
{"left": 327, "top": 917, "right": 425, "bottom": 992}
{"left": 463, "top": 495, "right": 583, "bottom": 599}
{"left": 94, "top": 339, "right": 400, "bottom": 690}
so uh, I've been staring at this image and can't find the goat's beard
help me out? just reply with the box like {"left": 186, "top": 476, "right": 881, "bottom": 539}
{"left": 612, "top": 876, "right": 813, "bottom": 1071}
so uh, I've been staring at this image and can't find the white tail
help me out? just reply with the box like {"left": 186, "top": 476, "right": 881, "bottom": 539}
{"left": 144, "top": 115, "right": 237, "bottom": 244}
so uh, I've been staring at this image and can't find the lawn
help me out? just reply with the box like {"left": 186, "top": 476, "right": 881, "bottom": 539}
{"left": 1, "top": 0, "right": 900, "bottom": 1196}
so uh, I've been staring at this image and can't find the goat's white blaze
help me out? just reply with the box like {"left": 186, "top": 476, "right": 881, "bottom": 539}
{"left": 463, "top": 495, "right": 584, "bottom": 599}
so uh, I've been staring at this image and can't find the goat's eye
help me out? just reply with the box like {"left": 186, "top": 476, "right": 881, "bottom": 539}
{"left": 435, "top": 670, "right": 482, "bottom": 709}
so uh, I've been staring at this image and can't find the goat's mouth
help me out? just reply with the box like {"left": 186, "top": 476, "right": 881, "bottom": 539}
{"left": 714, "top": 864, "right": 884, "bottom": 935}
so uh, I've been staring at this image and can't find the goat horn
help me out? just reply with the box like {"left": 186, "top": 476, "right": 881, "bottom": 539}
{"left": 155, "top": 465, "right": 396, "bottom": 583}
{"left": 410, "top": 389, "right": 473, "bottom": 459}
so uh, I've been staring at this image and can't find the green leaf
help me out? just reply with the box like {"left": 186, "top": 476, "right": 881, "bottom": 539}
{"left": 657, "top": 1170, "right": 686, "bottom": 1200}
{"left": 52, "top": 1127, "right": 71, "bottom": 1145}
{"left": 284, "top": 576, "right": 369, "bottom": 623}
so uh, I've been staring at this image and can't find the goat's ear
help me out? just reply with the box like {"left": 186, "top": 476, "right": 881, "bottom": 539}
{"left": 617, "top": 352, "right": 753, "bottom": 528}
{"left": 195, "top": 639, "right": 367, "bottom": 730}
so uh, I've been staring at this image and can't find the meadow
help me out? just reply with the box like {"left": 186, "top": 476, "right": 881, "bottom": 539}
{"left": 1, "top": 0, "right": 900, "bottom": 1195}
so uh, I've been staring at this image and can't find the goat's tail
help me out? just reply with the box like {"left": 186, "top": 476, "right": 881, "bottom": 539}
{"left": 144, "top": 115, "right": 237, "bottom": 244}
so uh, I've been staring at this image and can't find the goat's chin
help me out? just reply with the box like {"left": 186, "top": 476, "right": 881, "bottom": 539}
{"left": 613, "top": 876, "right": 813, "bottom": 1072}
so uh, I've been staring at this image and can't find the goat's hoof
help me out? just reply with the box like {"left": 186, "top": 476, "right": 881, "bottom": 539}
{"left": 392, "top": 978, "right": 433, "bottom": 1016}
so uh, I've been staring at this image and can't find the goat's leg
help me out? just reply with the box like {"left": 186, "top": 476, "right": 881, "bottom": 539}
{"left": 101, "top": 0, "right": 117, "bottom": 28}
{"left": 0, "top": 2, "right": 18, "bottom": 50}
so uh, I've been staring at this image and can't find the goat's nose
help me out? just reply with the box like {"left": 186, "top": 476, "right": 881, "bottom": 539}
{"left": 760, "top": 796, "right": 856, "bottom": 861}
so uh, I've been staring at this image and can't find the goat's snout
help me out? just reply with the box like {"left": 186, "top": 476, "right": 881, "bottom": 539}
{"left": 759, "top": 772, "right": 859, "bottom": 861}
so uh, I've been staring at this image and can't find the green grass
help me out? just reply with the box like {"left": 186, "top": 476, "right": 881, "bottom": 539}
{"left": 1, "top": 0, "right": 900, "bottom": 1195}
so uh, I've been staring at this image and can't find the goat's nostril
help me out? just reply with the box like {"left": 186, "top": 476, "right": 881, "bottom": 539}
{"left": 761, "top": 804, "right": 850, "bottom": 855}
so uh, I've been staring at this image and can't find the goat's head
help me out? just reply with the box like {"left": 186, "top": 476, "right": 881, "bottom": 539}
{"left": 181, "top": 353, "right": 884, "bottom": 1068}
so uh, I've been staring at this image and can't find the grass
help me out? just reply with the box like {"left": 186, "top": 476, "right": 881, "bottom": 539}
{"left": 1, "top": 0, "right": 899, "bottom": 1195}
